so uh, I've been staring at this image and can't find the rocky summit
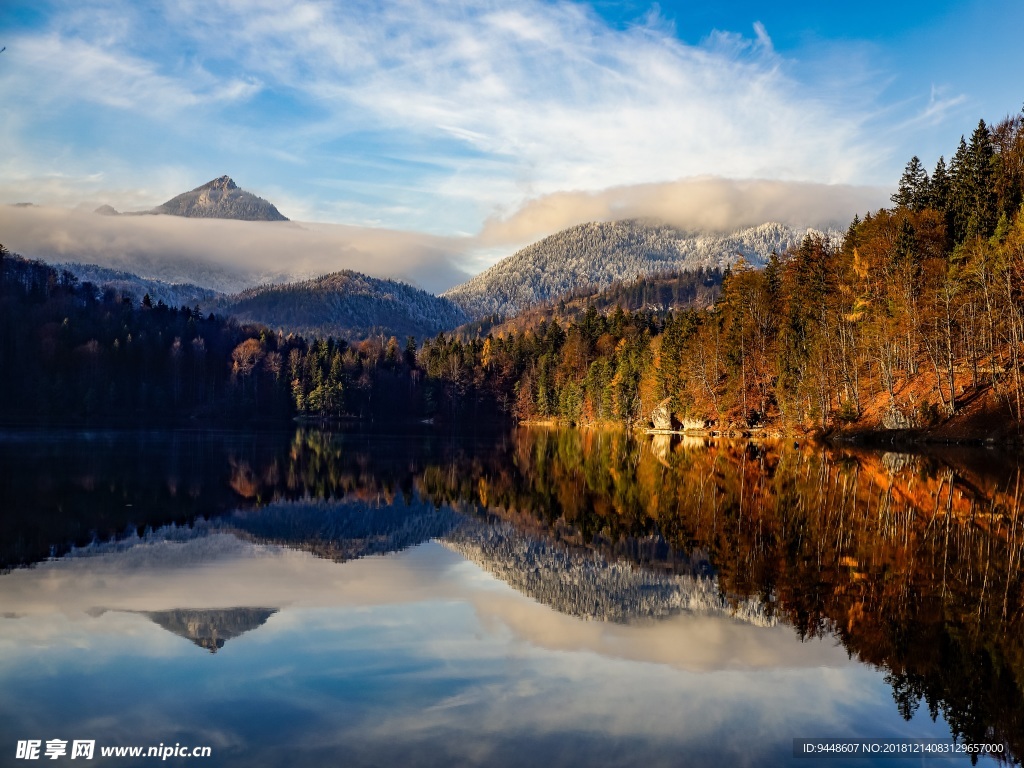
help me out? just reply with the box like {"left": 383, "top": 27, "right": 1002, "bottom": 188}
{"left": 151, "top": 175, "right": 289, "bottom": 221}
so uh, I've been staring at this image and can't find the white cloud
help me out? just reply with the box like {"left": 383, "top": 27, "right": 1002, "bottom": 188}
{"left": 0, "top": 534, "right": 851, "bottom": 674}
{"left": 0, "top": 205, "right": 473, "bottom": 293}
{"left": 0, "top": 172, "right": 883, "bottom": 295}
{"left": 478, "top": 176, "right": 888, "bottom": 246}
{"left": 0, "top": 0, "right": 891, "bottom": 234}
{"left": 3, "top": 32, "right": 259, "bottom": 117}
{"left": 0, "top": 0, "right": 903, "bottom": 284}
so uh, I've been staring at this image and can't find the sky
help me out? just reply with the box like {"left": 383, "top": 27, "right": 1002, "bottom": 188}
{"left": 1, "top": 0, "right": 1022, "bottom": 289}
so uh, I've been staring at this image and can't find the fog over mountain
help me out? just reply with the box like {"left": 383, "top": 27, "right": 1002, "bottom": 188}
{"left": 58, "top": 262, "right": 222, "bottom": 308}
{"left": 0, "top": 204, "right": 472, "bottom": 293}
{"left": 478, "top": 177, "right": 885, "bottom": 247}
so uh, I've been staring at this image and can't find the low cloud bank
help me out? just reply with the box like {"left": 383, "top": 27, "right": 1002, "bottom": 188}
{"left": 2, "top": 177, "right": 888, "bottom": 294}
{"left": 480, "top": 177, "right": 890, "bottom": 246}
{"left": 0, "top": 206, "right": 473, "bottom": 294}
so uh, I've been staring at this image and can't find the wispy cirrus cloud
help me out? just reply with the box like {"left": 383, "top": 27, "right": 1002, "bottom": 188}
{"left": 2, "top": 0, "right": 891, "bottom": 237}
{"left": 171, "top": 0, "right": 880, "bottom": 186}
{"left": 2, "top": 31, "right": 259, "bottom": 117}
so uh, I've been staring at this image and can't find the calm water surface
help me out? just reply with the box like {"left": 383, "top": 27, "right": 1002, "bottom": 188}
{"left": 1, "top": 428, "right": 1021, "bottom": 767}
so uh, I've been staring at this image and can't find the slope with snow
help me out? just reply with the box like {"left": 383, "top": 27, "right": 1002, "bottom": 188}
{"left": 444, "top": 220, "right": 827, "bottom": 320}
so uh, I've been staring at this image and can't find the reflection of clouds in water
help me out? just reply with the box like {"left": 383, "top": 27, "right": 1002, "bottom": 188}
{"left": 0, "top": 528, "right": 847, "bottom": 674}
{"left": 0, "top": 536, "right": 956, "bottom": 768}
{"left": 63, "top": 526, "right": 279, "bottom": 567}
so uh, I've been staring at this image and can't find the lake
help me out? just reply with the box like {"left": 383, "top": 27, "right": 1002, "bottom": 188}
{"left": 1, "top": 427, "right": 1021, "bottom": 766}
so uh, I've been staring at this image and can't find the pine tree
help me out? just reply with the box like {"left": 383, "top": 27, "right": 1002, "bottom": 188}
{"left": 928, "top": 156, "right": 950, "bottom": 214}
{"left": 892, "top": 156, "right": 929, "bottom": 210}
{"left": 844, "top": 215, "right": 861, "bottom": 255}
{"left": 991, "top": 113, "right": 1024, "bottom": 220}
{"left": 949, "top": 137, "right": 971, "bottom": 243}
{"left": 965, "top": 119, "right": 998, "bottom": 239}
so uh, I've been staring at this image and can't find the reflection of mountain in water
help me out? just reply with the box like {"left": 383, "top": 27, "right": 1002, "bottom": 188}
{"left": 443, "top": 520, "right": 773, "bottom": 626}
{"left": 225, "top": 496, "right": 462, "bottom": 562}
{"left": 142, "top": 608, "right": 277, "bottom": 653}
{"left": 63, "top": 493, "right": 768, "bottom": 629}
{"left": 220, "top": 498, "right": 768, "bottom": 625}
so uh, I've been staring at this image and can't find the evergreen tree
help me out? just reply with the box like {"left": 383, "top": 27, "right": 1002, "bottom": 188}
{"left": 928, "top": 156, "right": 950, "bottom": 214}
{"left": 991, "top": 113, "right": 1024, "bottom": 221}
{"left": 844, "top": 215, "right": 861, "bottom": 253}
{"left": 949, "top": 137, "right": 971, "bottom": 243}
{"left": 891, "top": 156, "right": 929, "bottom": 210}
{"left": 966, "top": 119, "right": 998, "bottom": 239}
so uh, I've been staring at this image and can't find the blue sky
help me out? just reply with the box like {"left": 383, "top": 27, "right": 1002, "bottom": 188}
{"left": 1, "top": 0, "right": 1022, "bottom": 245}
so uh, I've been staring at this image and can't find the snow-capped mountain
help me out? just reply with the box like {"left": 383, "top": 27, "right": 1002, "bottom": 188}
{"left": 443, "top": 220, "right": 827, "bottom": 320}
{"left": 95, "top": 176, "right": 288, "bottom": 222}
{"left": 152, "top": 176, "right": 288, "bottom": 221}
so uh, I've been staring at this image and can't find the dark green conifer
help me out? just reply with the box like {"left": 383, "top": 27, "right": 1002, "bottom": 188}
{"left": 928, "top": 156, "right": 950, "bottom": 213}
{"left": 891, "top": 156, "right": 929, "bottom": 210}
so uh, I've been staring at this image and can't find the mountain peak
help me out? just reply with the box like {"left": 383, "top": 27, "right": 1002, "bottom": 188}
{"left": 152, "top": 176, "right": 288, "bottom": 222}
{"left": 200, "top": 175, "right": 238, "bottom": 192}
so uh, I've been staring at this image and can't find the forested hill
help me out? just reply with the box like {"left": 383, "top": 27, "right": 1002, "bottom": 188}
{"left": 0, "top": 248, "right": 293, "bottom": 425}
{"left": 58, "top": 262, "right": 221, "bottom": 309}
{"left": 442, "top": 220, "right": 817, "bottom": 320}
{"left": 456, "top": 267, "right": 723, "bottom": 339}
{"left": 210, "top": 270, "right": 469, "bottom": 341}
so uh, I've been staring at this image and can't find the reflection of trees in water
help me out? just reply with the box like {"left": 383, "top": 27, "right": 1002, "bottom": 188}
{"left": 4, "top": 426, "right": 1024, "bottom": 759}
{"left": 0, "top": 430, "right": 293, "bottom": 569}
{"left": 276, "top": 428, "right": 1024, "bottom": 761}
{"left": 453, "top": 429, "right": 1024, "bottom": 763}
{"left": 226, "top": 497, "right": 462, "bottom": 562}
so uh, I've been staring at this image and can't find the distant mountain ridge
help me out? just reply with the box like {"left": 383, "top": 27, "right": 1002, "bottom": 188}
{"left": 58, "top": 262, "right": 222, "bottom": 308}
{"left": 443, "top": 219, "right": 827, "bottom": 320}
{"left": 95, "top": 176, "right": 289, "bottom": 222}
{"left": 55, "top": 209, "right": 831, "bottom": 339}
{"left": 47, "top": 260, "right": 468, "bottom": 341}
{"left": 154, "top": 175, "right": 288, "bottom": 221}
{"left": 211, "top": 270, "right": 469, "bottom": 341}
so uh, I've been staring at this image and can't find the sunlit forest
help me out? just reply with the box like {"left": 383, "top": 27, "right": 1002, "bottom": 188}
{"left": 412, "top": 115, "right": 1024, "bottom": 437}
